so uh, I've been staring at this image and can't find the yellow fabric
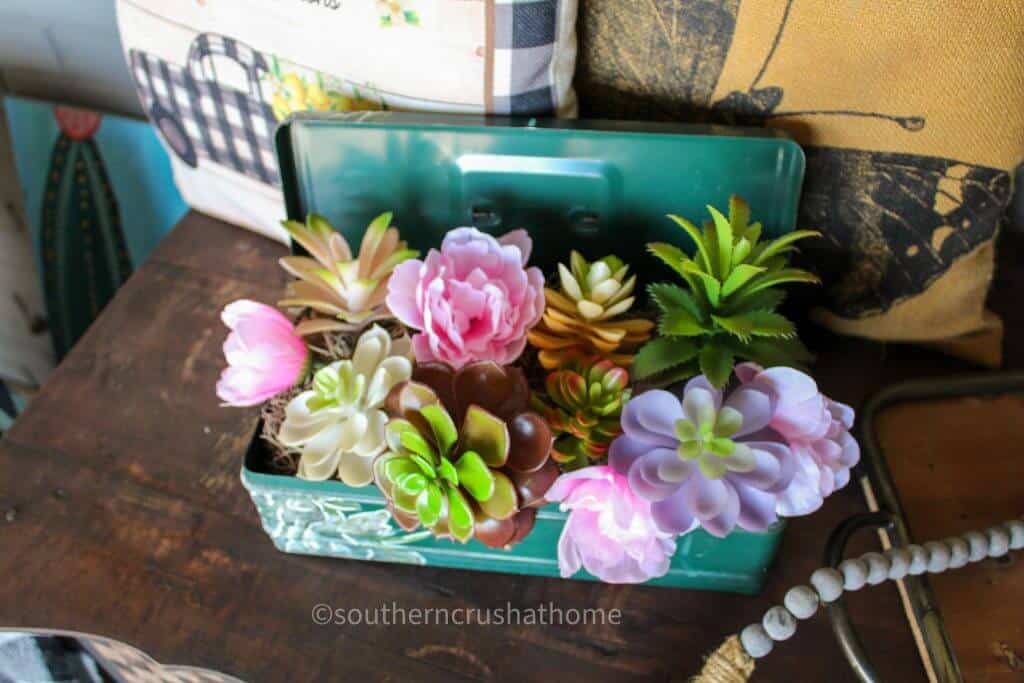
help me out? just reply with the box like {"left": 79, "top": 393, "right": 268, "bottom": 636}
{"left": 577, "top": 1, "right": 1023, "bottom": 365}
{"left": 715, "top": 2, "right": 1023, "bottom": 171}
{"left": 812, "top": 241, "right": 995, "bottom": 341}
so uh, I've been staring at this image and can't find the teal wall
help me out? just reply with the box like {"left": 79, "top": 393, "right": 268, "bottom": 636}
{"left": 5, "top": 96, "right": 188, "bottom": 271}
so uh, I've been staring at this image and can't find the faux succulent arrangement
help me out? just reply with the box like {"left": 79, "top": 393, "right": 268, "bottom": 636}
{"left": 531, "top": 352, "right": 629, "bottom": 471}
{"left": 217, "top": 196, "right": 860, "bottom": 585}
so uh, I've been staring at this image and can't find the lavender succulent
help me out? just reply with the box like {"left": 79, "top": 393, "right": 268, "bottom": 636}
{"left": 609, "top": 375, "right": 797, "bottom": 538}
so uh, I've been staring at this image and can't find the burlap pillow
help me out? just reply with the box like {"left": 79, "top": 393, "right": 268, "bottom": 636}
{"left": 577, "top": 0, "right": 1021, "bottom": 365}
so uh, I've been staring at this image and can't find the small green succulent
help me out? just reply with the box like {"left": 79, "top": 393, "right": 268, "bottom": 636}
{"left": 634, "top": 195, "right": 819, "bottom": 387}
{"left": 532, "top": 354, "right": 629, "bottom": 471}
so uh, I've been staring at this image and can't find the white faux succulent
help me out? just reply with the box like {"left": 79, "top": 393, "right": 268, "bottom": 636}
{"left": 557, "top": 251, "right": 637, "bottom": 321}
{"left": 278, "top": 325, "right": 413, "bottom": 486}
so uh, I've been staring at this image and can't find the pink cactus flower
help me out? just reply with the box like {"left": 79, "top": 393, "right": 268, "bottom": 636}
{"left": 385, "top": 227, "right": 545, "bottom": 368}
{"left": 733, "top": 363, "right": 860, "bottom": 516}
{"left": 545, "top": 465, "right": 677, "bottom": 584}
{"left": 216, "top": 300, "right": 309, "bottom": 407}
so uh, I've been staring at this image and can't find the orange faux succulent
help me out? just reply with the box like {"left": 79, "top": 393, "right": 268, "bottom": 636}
{"left": 531, "top": 353, "right": 630, "bottom": 471}
{"left": 527, "top": 251, "right": 653, "bottom": 369}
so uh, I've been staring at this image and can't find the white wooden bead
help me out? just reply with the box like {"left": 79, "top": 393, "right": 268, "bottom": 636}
{"left": 810, "top": 568, "right": 844, "bottom": 603}
{"left": 885, "top": 548, "right": 911, "bottom": 580}
{"left": 945, "top": 537, "right": 969, "bottom": 569}
{"left": 741, "top": 623, "right": 774, "bottom": 658}
{"left": 964, "top": 531, "right": 988, "bottom": 562}
{"left": 839, "top": 558, "right": 869, "bottom": 591}
{"left": 924, "top": 541, "right": 951, "bottom": 573}
{"left": 862, "top": 552, "right": 890, "bottom": 585}
{"left": 907, "top": 545, "right": 928, "bottom": 575}
{"left": 1006, "top": 520, "right": 1024, "bottom": 550}
{"left": 763, "top": 606, "right": 797, "bottom": 641}
{"left": 784, "top": 585, "right": 820, "bottom": 620}
{"left": 987, "top": 526, "right": 1010, "bottom": 558}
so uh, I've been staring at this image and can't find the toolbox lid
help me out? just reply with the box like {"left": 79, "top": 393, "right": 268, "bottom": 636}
{"left": 275, "top": 112, "right": 804, "bottom": 270}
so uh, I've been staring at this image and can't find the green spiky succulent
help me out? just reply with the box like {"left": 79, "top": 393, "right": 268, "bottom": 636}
{"left": 634, "top": 195, "right": 819, "bottom": 388}
{"left": 532, "top": 354, "right": 630, "bottom": 471}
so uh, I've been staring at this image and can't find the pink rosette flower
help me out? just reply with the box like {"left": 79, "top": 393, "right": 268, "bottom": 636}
{"left": 733, "top": 363, "right": 860, "bottom": 516}
{"left": 216, "top": 300, "right": 309, "bottom": 407}
{"left": 385, "top": 227, "right": 545, "bottom": 368}
{"left": 545, "top": 465, "right": 677, "bottom": 584}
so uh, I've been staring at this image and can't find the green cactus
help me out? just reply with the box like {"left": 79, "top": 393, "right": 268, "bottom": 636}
{"left": 40, "top": 132, "right": 131, "bottom": 357}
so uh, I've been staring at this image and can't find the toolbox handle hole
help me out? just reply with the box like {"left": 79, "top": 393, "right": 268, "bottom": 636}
{"left": 470, "top": 205, "right": 502, "bottom": 230}
{"left": 569, "top": 209, "right": 602, "bottom": 237}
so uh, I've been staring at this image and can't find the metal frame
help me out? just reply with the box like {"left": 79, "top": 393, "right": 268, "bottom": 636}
{"left": 826, "top": 372, "right": 1024, "bottom": 682}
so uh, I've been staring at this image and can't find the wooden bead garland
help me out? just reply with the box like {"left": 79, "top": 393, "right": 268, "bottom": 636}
{"left": 1007, "top": 520, "right": 1024, "bottom": 550}
{"left": 838, "top": 558, "right": 868, "bottom": 590}
{"left": 862, "top": 552, "right": 890, "bottom": 585}
{"left": 762, "top": 606, "right": 797, "bottom": 641}
{"left": 885, "top": 548, "right": 911, "bottom": 580}
{"left": 734, "top": 516, "right": 1023, "bottom": 662}
{"left": 945, "top": 537, "right": 969, "bottom": 569}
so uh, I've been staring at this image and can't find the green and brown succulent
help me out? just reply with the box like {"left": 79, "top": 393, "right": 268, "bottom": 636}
{"left": 375, "top": 362, "right": 558, "bottom": 548}
{"left": 532, "top": 354, "right": 630, "bottom": 471}
{"left": 634, "top": 195, "right": 819, "bottom": 388}
{"left": 278, "top": 212, "right": 418, "bottom": 336}
{"left": 527, "top": 251, "right": 654, "bottom": 369}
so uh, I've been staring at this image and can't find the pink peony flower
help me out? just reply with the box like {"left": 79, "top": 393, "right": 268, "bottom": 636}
{"left": 216, "top": 300, "right": 309, "bottom": 407}
{"left": 734, "top": 363, "right": 859, "bottom": 516}
{"left": 385, "top": 227, "right": 545, "bottom": 368}
{"left": 545, "top": 465, "right": 677, "bottom": 583}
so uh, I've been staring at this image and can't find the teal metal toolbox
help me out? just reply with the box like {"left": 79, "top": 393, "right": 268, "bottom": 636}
{"left": 241, "top": 112, "right": 805, "bottom": 593}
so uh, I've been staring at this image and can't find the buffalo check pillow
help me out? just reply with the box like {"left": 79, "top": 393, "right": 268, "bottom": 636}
{"left": 116, "top": 0, "right": 578, "bottom": 241}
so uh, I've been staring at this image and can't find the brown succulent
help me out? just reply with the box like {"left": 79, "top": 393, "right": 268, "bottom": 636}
{"left": 375, "top": 361, "right": 558, "bottom": 548}
{"left": 527, "top": 251, "right": 654, "bottom": 369}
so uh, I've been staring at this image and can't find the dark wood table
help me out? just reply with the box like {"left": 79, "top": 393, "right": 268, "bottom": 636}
{"left": 2, "top": 211, "right": 1021, "bottom": 682}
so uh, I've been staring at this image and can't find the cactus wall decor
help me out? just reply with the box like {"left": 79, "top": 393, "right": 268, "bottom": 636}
{"left": 40, "top": 108, "right": 133, "bottom": 358}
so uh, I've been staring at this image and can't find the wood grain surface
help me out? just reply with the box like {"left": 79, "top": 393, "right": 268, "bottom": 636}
{"left": 2, "top": 211, "right": 1022, "bottom": 682}
{"left": 877, "top": 394, "right": 1024, "bottom": 681}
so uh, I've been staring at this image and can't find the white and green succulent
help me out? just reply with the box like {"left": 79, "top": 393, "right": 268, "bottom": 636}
{"left": 557, "top": 251, "right": 637, "bottom": 321}
{"left": 278, "top": 212, "right": 418, "bottom": 336}
{"left": 278, "top": 325, "right": 413, "bottom": 486}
